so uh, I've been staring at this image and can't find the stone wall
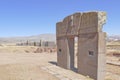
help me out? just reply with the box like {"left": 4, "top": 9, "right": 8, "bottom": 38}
{"left": 56, "top": 11, "right": 107, "bottom": 80}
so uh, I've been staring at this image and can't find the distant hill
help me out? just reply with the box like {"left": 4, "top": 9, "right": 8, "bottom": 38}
{"left": 107, "top": 35, "right": 120, "bottom": 41}
{"left": 0, "top": 34, "right": 120, "bottom": 44}
{"left": 0, "top": 34, "right": 56, "bottom": 44}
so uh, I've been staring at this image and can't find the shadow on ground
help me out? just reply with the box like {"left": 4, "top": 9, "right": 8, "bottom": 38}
{"left": 48, "top": 61, "right": 78, "bottom": 73}
{"left": 49, "top": 61, "right": 57, "bottom": 65}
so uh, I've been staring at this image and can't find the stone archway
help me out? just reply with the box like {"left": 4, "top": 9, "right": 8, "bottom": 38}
{"left": 56, "top": 11, "right": 106, "bottom": 80}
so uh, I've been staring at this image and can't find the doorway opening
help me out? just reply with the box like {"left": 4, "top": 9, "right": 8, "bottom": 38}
{"left": 73, "top": 37, "right": 78, "bottom": 72}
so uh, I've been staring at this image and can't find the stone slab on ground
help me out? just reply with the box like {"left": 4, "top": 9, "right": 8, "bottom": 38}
{"left": 41, "top": 65, "right": 93, "bottom": 80}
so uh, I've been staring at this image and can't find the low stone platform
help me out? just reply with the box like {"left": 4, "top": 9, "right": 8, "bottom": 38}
{"left": 41, "top": 65, "right": 93, "bottom": 80}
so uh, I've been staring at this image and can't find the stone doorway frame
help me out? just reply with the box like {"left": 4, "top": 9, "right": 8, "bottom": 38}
{"left": 56, "top": 11, "right": 107, "bottom": 80}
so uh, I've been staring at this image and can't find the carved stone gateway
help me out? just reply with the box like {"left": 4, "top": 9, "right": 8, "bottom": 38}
{"left": 56, "top": 11, "right": 106, "bottom": 80}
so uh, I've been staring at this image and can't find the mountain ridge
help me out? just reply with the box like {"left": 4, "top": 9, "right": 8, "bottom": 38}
{"left": 0, "top": 34, "right": 120, "bottom": 44}
{"left": 0, "top": 34, "right": 56, "bottom": 44}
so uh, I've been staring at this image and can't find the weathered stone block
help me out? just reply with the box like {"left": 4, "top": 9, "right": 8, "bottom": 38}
{"left": 56, "top": 22, "right": 66, "bottom": 37}
{"left": 56, "top": 11, "right": 107, "bottom": 80}
{"left": 77, "top": 32, "right": 106, "bottom": 80}
{"left": 57, "top": 37, "right": 74, "bottom": 69}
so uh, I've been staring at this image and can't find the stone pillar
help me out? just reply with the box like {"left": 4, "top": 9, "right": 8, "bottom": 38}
{"left": 77, "top": 12, "right": 106, "bottom": 80}
{"left": 56, "top": 20, "right": 75, "bottom": 69}
{"left": 57, "top": 37, "right": 74, "bottom": 69}
{"left": 97, "top": 32, "right": 106, "bottom": 80}
{"left": 57, "top": 37, "right": 69, "bottom": 69}
{"left": 78, "top": 32, "right": 106, "bottom": 80}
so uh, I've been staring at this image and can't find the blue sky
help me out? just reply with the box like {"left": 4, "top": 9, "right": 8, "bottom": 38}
{"left": 0, "top": 0, "right": 119, "bottom": 37}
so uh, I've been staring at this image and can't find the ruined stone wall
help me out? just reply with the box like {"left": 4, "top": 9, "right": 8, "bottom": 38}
{"left": 56, "top": 11, "right": 106, "bottom": 80}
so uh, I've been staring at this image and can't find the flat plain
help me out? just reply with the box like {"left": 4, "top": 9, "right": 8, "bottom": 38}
{"left": 0, "top": 41, "right": 119, "bottom": 80}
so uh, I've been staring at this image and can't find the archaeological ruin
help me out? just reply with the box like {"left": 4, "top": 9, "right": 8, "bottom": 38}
{"left": 56, "top": 11, "right": 106, "bottom": 80}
